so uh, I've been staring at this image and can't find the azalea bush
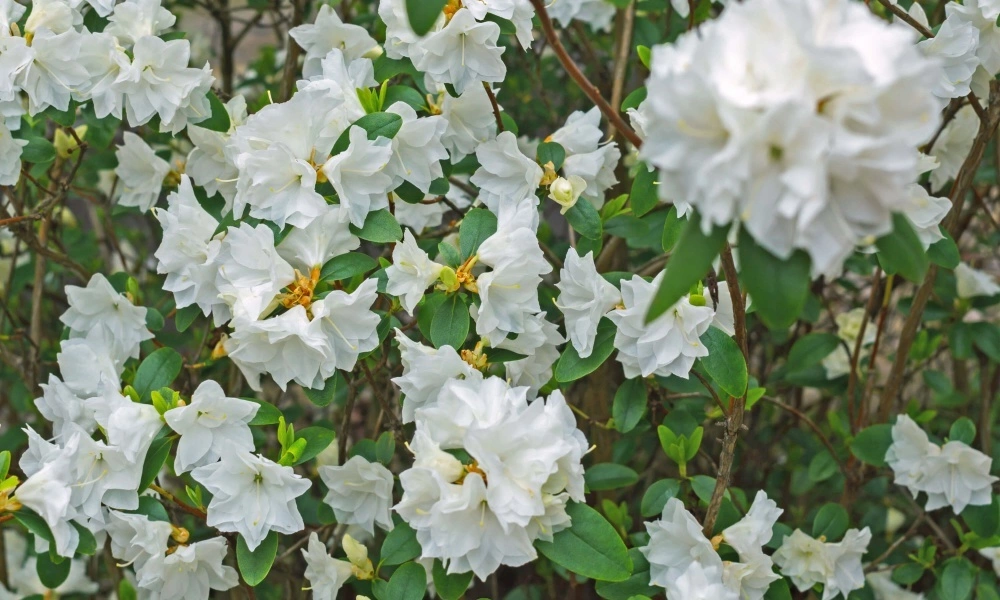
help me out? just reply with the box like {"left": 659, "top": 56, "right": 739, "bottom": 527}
{"left": 1, "top": 0, "right": 1000, "bottom": 598}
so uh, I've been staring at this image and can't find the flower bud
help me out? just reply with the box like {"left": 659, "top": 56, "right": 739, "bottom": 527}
{"left": 548, "top": 175, "right": 587, "bottom": 215}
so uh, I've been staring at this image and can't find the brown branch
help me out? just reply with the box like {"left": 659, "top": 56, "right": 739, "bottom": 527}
{"left": 527, "top": 0, "right": 643, "bottom": 148}
{"left": 482, "top": 82, "right": 504, "bottom": 133}
{"left": 279, "top": 0, "right": 305, "bottom": 102}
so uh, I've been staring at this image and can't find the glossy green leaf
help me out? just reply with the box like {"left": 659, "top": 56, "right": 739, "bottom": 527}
{"left": 350, "top": 209, "right": 403, "bottom": 243}
{"left": 430, "top": 294, "right": 469, "bottom": 349}
{"left": 700, "top": 327, "right": 747, "bottom": 398}
{"left": 133, "top": 348, "right": 182, "bottom": 401}
{"left": 612, "top": 378, "right": 647, "bottom": 434}
{"left": 630, "top": 165, "right": 658, "bottom": 217}
{"left": 236, "top": 531, "right": 278, "bottom": 586}
{"left": 293, "top": 427, "right": 336, "bottom": 465}
{"left": 555, "top": 318, "right": 616, "bottom": 382}
{"left": 585, "top": 463, "right": 639, "bottom": 491}
{"left": 459, "top": 208, "right": 498, "bottom": 260}
{"left": 321, "top": 252, "right": 377, "bottom": 282}
{"left": 738, "top": 228, "right": 811, "bottom": 330}
{"left": 535, "top": 502, "right": 633, "bottom": 582}
{"left": 405, "top": 0, "right": 447, "bottom": 36}
{"left": 849, "top": 424, "right": 893, "bottom": 467}
{"left": 198, "top": 91, "right": 231, "bottom": 133}
{"left": 876, "top": 213, "right": 929, "bottom": 283}
{"left": 646, "top": 212, "right": 729, "bottom": 323}
{"left": 566, "top": 198, "right": 603, "bottom": 240}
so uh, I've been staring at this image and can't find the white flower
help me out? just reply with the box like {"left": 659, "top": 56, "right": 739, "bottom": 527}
{"left": 946, "top": 0, "right": 1000, "bottom": 75}
{"left": 642, "top": 498, "right": 722, "bottom": 587}
{"left": 105, "top": 0, "right": 177, "bottom": 46}
{"left": 498, "top": 313, "right": 564, "bottom": 396}
{"left": 919, "top": 16, "right": 980, "bottom": 100}
{"left": 956, "top": 262, "right": 1000, "bottom": 298}
{"left": 385, "top": 102, "right": 449, "bottom": 193}
{"left": 470, "top": 131, "right": 543, "bottom": 213}
{"left": 320, "top": 455, "right": 395, "bottom": 535}
{"left": 562, "top": 143, "right": 620, "bottom": 208}
{"left": 0, "top": 122, "right": 25, "bottom": 185}
{"left": 136, "top": 536, "right": 238, "bottom": 599}
{"left": 930, "top": 105, "right": 978, "bottom": 192}
{"left": 114, "top": 132, "right": 170, "bottom": 212}
{"left": 301, "top": 532, "right": 354, "bottom": 600}
{"left": 638, "top": 0, "right": 943, "bottom": 278}
{"left": 215, "top": 223, "right": 296, "bottom": 322}
{"left": 548, "top": 0, "right": 615, "bottom": 32}
{"left": 186, "top": 95, "right": 248, "bottom": 208}
{"left": 773, "top": 528, "right": 871, "bottom": 600}
{"left": 866, "top": 571, "right": 926, "bottom": 600}
{"left": 60, "top": 272, "right": 153, "bottom": 364}
{"left": 117, "top": 36, "right": 213, "bottom": 129}
{"left": 56, "top": 336, "right": 121, "bottom": 396}
{"left": 321, "top": 126, "right": 394, "bottom": 228}
{"left": 395, "top": 197, "right": 449, "bottom": 232}
{"left": 15, "top": 440, "right": 79, "bottom": 557}
{"left": 392, "top": 329, "right": 483, "bottom": 423}
{"left": 85, "top": 385, "right": 162, "bottom": 462}
{"left": 191, "top": 447, "right": 311, "bottom": 550}
{"left": 822, "top": 307, "right": 875, "bottom": 379}
{"left": 290, "top": 4, "right": 381, "bottom": 78}
{"left": 17, "top": 29, "right": 93, "bottom": 115}
{"left": 386, "top": 230, "right": 444, "bottom": 314}
{"left": 415, "top": 9, "right": 505, "bottom": 94}
{"left": 106, "top": 510, "right": 172, "bottom": 571}
{"left": 2, "top": 530, "right": 98, "bottom": 598}
{"left": 154, "top": 175, "right": 227, "bottom": 320}
{"left": 608, "top": 272, "right": 715, "bottom": 379}
{"left": 555, "top": 248, "right": 621, "bottom": 358}
{"left": 0, "top": 0, "right": 25, "bottom": 33}
{"left": 311, "top": 278, "right": 381, "bottom": 371}
{"left": 34, "top": 375, "right": 97, "bottom": 439}
{"left": 225, "top": 307, "right": 330, "bottom": 391}
{"left": 439, "top": 84, "right": 498, "bottom": 162}
{"left": 904, "top": 184, "right": 950, "bottom": 248}
{"left": 164, "top": 380, "right": 259, "bottom": 473}
{"left": 886, "top": 414, "right": 998, "bottom": 513}
{"left": 276, "top": 203, "right": 359, "bottom": 273}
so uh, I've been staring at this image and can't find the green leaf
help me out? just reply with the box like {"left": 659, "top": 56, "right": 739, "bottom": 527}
{"left": 36, "top": 549, "right": 70, "bottom": 589}
{"left": 585, "top": 463, "right": 640, "bottom": 491}
{"left": 118, "top": 580, "right": 138, "bottom": 600}
{"left": 594, "top": 548, "right": 659, "bottom": 600}
{"left": 876, "top": 213, "right": 929, "bottom": 283}
{"left": 807, "top": 451, "right": 838, "bottom": 483}
{"left": 537, "top": 141, "right": 566, "bottom": 170}
{"left": 699, "top": 327, "right": 747, "bottom": 398}
{"left": 566, "top": 198, "right": 603, "bottom": 240}
{"left": 612, "top": 378, "right": 647, "bottom": 434}
{"left": 246, "top": 398, "right": 283, "bottom": 426}
{"left": 738, "top": 228, "right": 811, "bottom": 330}
{"left": 962, "top": 494, "right": 999, "bottom": 538}
{"left": 636, "top": 45, "right": 651, "bottom": 68}
{"left": 621, "top": 87, "right": 647, "bottom": 112}
{"left": 333, "top": 112, "right": 404, "bottom": 154}
{"left": 350, "top": 209, "right": 403, "bottom": 243}
{"left": 892, "top": 563, "right": 925, "bottom": 586}
{"left": 139, "top": 436, "right": 172, "bottom": 492}
{"left": 554, "top": 318, "right": 616, "bottom": 382}
{"left": 535, "top": 502, "right": 633, "bottom": 582}
{"left": 459, "top": 208, "right": 498, "bottom": 260}
{"left": 132, "top": 496, "right": 170, "bottom": 522}
{"left": 72, "top": 522, "right": 97, "bottom": 555}
{"left": 935, "top": 558, "right": 976, "bottom": 600}
{"left": 13, "top": 509, "right": 54, "bottom": 546}
{"left": 376, "top": 431, "right": 396, "bottom": 465}
{"left": 21, "top": 137, "right": 56, "bottom": 164}
{"left": 385, "top": 562, "right": 427, "bottom": 600}
{"left": 660, "top": 206, "right": 683, "bottom": 253}
{"left": 432, "top": 559, "right": 474, "bottom": 600}
{"left": 381, "top": 521, "right": 422, "bottom": 566}
{"left": 174, "top": 305, "right": 200, "bottom": 333}
{"left": 646, "top": 212, "right": 729, "bottom": 323}
{"left": 405, "top": 0, "right": 447, "bottom": 36}
{"left": 303, "top": 372, "right": 345, "bottom": 408}
{"left": 321, "top": 252, "right": 377, "bottom": 282}
{"left": 812, "top": 503, "right": 848, "bottom": 541}
{"left": 762, "top": 578, "right": 793, "bottom": 600}
{"left": 640, "top": 479, "right": 681, "bottom": 518}
{"left": 293, "top": 427, "right": 336, "bottom": 465}
{"left": 133, "top": 348, "right": 183, "bottom": 401}
{"left": 786, "top": 333, "right": 841, "bottom": 373}
{"left": 849, "top": 424, "right": 893, "bottom": 467}
{"left": 430, "top": 294, "right": 470, "bottom": 349}
{"left": 145, "top": 307, "right": 164, "bottom": 331}
{"left": 198, "top": 91, "right": 231, "bottom": 133}
{"left": 384, "top": 86, "right": 427, "bottom": 112}
{"left": 630, "top": 166, "right": 658, "bottom": 218}
{"left": 928, "top": 230, "right": 960, "bottom": 269}
{"left": 483, "top": 348, "right": 528, "bottom": 363}
{"left": 950, "top": 417, "right": 977, "bottom": 445}
{"left": 236, "top": 531, "right": 278, "bottom": 586}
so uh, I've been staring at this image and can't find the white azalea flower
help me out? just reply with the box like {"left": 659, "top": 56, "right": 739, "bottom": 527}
{"left": 904, "top": 184, "right": 950, "bottom": 249}
{"left": 439, "top": 83, "right": 498, "bottom": 161}
{"left": 311, "top": 278, "right": 381, "bottom": 371}
{"left": 55, "top": 336, "right": 121, "bottom": 396}
{"left": 391, "top": 329, "right": 483, "bottom": 423}
{"left": 555, "top": 248, "right": 621, "bottom": 358}
{"left": 386, "top": 230, "right": 445, "bottom": 314}
{"left": 2, "top": 530, "right": 98, "bottom": 598}
{"left": 497, "top": 312, "right": 564, "bottom": 396}
{"left": 106, "top": 510, "right": 172, "bottom": 571}
{"left": 136, "top": 536, "right": 239, "bottom": 599}
{"left": 930, "top": 105, "right": 978, "bottom": 192}
{"left": 773, "top": 528, "right": 871, "bottom": 600}
{"left": 85, "top": 384, "right": 162, "bottom": 462}
{"left": 114, "top": 132, "right": 170, "bottom": 213}
{"left": 105, "top": 0, "right": 177, "bottom": 46}
{"left": 319, "top": 455, "right": 395, "bottom": 535}
{"left": 34, "top": 375, "right": 97, "bottom": 439}
{"left": 0, "top": 122, "right": 25, "bottom": 185}
{"left": 956, "top": 262, "right": 1000, "bottom": 298}
{"left": 608, "top": 272, "right": 715, "bottom": 379}
{"left": 415, "top": 9, "right": 505, "bottom": 94}
{"left": 15, "top": 439, "right": 79, "bottom": 557}
{"left": 276, "top": 203, "right": 359, "bottom": 273}
{"left": 18, "top": 29, "right": 93, "bottom": 115}
{"left": 164, "top": 380, "right": 259, "bottom": 473}
{"left": 642, "top": 498, "right": 723, "bottom": 588}
{"left": 225, "top": 308, "right": 330, "bottom": 391}
{"left": 385, "top": 102, "right": 449, "bottom": 193}
{"left": 290, "top": 4, "right": 381, "bottom": 77}
{"left": 562, "top": 143, "right": 620, "bottom": 208}
{"left": 548, "top": 175, "right": 587, "bottom": 214}
{"left": 302, "top": 532, "right": 355, "bottom": 600}
{"left": 154, "top": 175, "right": 227, "bottom": 320}
{"left": 186, "top": 95, "right": 247, "bottom": 208}
{"left": 470, "top": 131, "right": 543, "bottom": 213}
{"left": 822, "top": 307, "right": 875, "bottom": 380}
{"left": 60, "top": 272, "right": 153, "bottom": 364}
{"left": 117, "top": 36, "right": 213, "bottom": 129}
{"left": 946, "top": 0, "right": 1000, "bottom": 75}
{"left": 191, "top": 447, "right": 311, "bottom": 550}
{"left": 215, "top": 223, "right": 296, "bottom": 322}
{"left": 919, "top": 16, "right": 981, "bottom": 100}
{"left": 321, "top": 126, "right": 394, "bottom": 228}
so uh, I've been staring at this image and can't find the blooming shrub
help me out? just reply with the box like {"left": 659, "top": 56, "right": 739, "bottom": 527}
{"left": 1, "top": 0, "right": 1000, "bottom": 597}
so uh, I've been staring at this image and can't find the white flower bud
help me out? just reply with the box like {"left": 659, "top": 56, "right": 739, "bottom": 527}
{"left": 548, "top": 175, "right": 587, "bottom": 214}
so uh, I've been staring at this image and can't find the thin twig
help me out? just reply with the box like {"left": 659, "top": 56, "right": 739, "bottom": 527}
{"left": 482, "top": 82, "right": 504, "bottom": 133}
